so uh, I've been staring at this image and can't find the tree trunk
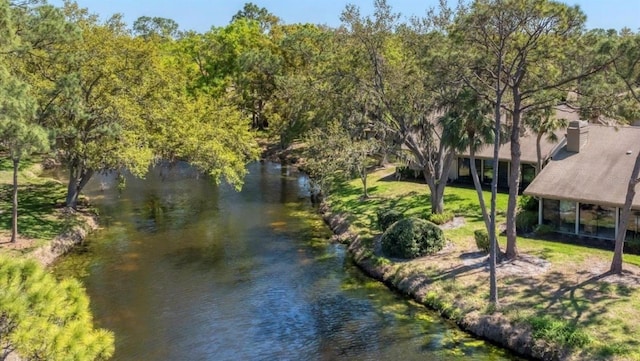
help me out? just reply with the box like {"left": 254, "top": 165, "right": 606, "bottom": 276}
{"left": 65, "top": 165, "right": 95, "bottom": 209}
{"left": 361, "top": 168, "right": 369, "bottom": 199}
{"left": 424, "top": 152, "right": 453, "bottom": 215}
{"left": 488, "top": 56, "right": 505, "bottom": 306}
{"left": 536, "top": 133, "right": 543, "bottom": 174}
{"left": 431, "top": 182, "right": 445, "bottom": 214}
{"left": 10, "top": 158, "right": 19, "bottom": 243}
{"left": 505, "top": 99, "right": 522, "bottom": 260}
{"left": 469, "top": 148, "right": 491, "bottom": 232}
{"left": 489, "top": 99, "right": 501, "bottom": 307}
{"left": 611, "top": 150, "right": 640, "bottom": 274}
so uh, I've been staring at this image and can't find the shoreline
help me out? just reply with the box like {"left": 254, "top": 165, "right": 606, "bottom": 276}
{"left": 28, "top": 209, "right": 99, "bottom": 268}
{"left": 318, "top": 202, "right": 562, "bottom": 361}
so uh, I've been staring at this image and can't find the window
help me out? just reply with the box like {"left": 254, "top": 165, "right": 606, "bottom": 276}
{"left": 626, "top": 210, "right": 640, "bottom": 241}
{"left": 579, "top": 204, "right": 616, "bottom": 239}
{"left": 458, "top": 158, "right": 470, "bottom": 178}
{"left": 457, "top": 158, "right": 481, "bottom": 184}
{"left": 483, "top": 159, "right": 493, "bottom": 185}
{"left": 558, "top": 201, "right": 576, "bottom": 233}
{"left": 498, "top": 161, "right": 509, "bottom": 188}
{"left": 542, "top": 199, "right": 560, "bottom": 227}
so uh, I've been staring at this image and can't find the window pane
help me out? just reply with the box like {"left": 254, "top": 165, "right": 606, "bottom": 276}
{"left": 559, "top": 200, "right": 576, "bottom": 233}
{"left": 498, "top": 161, "right": 509, "bottom": 188}
{"left": 543, "top": 199, "right": 560, "bottom": 228}
{"left": 483, "top": 159, "right": 493, "bottom": 185}
{"left": 458, "top": 158, "right": 470, "bottom": 178}
{"left": 580, "top": 204, "right": 616, "bottom": 239}
{"left": 626, "top": 210, "right": 640, "bottom": 241}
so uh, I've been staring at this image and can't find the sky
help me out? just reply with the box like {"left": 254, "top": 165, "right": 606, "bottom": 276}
{"left": 47, "top": 0, "right": 640, "bottom": 33}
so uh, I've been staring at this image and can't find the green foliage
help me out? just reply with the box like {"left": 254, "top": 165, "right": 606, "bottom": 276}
{"left": 376, "top": 208, "right": 403, "bottom": 231}
{"left": 381, "top": 217, "right": 445, "bottom": 259}
{"left": 527, "top": 315, "right": 592, "bottom": 348}
{"left": 518, "top": 195, "right": 538, "bottom": 212}
{"left": 534, "top": 224, "right": 555, "bottom": 235}
{"left": 0, "top": 256, "right": 114, "bottom": 360}
{"left": 474, "top": 229, "right": 490, "bottom": 253}
{"left": 516, "top": 210, "right": 538, "bottom": 233}
{"left": 624, "top": 238, "right": 640, "bottom": 255}
{"left": 426, "top": 210, "right": 454, "bottom": 225}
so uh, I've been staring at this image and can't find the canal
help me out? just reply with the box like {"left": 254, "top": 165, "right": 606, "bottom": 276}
{"left": 53, "top": 162, "right": 519, "bottom": 360}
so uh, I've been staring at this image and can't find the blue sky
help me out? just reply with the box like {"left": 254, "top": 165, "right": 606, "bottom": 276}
{"left": 47, "top": 0, "right": 640, "bottom": 33}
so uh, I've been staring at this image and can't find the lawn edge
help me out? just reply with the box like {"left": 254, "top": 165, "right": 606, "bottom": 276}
{"left": 27, "top": 210, "right": 99, "bottom": 267}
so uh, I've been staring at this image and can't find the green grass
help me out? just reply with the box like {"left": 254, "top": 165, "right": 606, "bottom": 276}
{"left": 327, "top": 166, "right": 640, "bottom": 360}
{"left": 0, "top": 156, "right": 73, "bottom": 252}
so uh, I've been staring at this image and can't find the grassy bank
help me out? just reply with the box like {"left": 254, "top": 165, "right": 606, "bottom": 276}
{"left": 326, "top": 167, "right": 640, "bottom": 360}
{"left": 0, "top": 157, "right": 86, "bottom": 259}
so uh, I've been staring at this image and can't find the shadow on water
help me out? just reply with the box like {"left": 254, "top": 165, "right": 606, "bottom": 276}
{"left": 53, "top": 162, "right": 521, "bottom": 361}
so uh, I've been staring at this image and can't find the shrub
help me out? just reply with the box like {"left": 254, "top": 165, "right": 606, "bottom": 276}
{"left": 376, "top": 208, "right": 403, "bottom": 231}
{"left": 624, "top": 239, "right": 640, "bottom": 255}
{"left": 474, "top": 229, "right": 490, "bottom": 253}
{"left": 516, "top": 210, "right": 538, "bottom": 233}
{"left": 518, "top": 195, "right": 538, "bottom": 212}
{"left": 426, "top": 210, "right": 455, "bottom": 225}
{"left": 534, "top": 224, "right": 555, "bottom": 235}
{"left": 381, "top": 217, "right": 445, "bottom": 259}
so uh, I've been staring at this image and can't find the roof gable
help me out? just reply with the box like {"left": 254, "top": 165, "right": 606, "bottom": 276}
{"left": 524, "top": 125, "right": 640, "bottom": 208}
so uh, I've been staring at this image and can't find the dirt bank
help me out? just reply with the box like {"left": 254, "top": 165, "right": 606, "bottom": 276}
{"left": 29, "top": 210, "right": 98, "bottom": 268}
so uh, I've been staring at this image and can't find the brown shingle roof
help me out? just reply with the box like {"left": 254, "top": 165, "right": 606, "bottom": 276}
{"left": 524, "top": 125, "right": 640, "bottom": 209}
{"left": 467, "top": 128, "right": 565, "bottom": 164}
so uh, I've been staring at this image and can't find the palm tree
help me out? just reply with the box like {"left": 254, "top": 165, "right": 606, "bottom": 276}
{"left": 441, "top": 89, "right": 494, "bottom": 230}
{"left": 524, "top": 106, "right": 568, "bottom": 174}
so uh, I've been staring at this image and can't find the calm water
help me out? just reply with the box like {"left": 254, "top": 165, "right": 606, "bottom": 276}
{"left": 54, "top": 162, "right": 519, "bottom": 360}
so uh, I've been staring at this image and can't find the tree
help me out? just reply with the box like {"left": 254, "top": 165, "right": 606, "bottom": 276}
{"left": 340, "top": 0, "right": 457, "bottom": 214}
{"left": 132, "top": 16, "right": 180, "bottom": 39}
{"left": 39, "top": 11, "right": 157, "bottom": 209}
{"left": 610, "top": 31, "right": 640, "bottom": 274}
{"left": 268, "top": 23, "right": 334, "bottom": 148}
{"left": 0, "top": 0, "right": 50, "bottom": 243}
{"left": 0, "top": 256, "right": 114, "bottom": 360}
{"left": 303, "top": 122, "right": 378, "bottom": 200}
{"left": 455, "top": 0, "right": 606, "bottom": 261}
{"left": 231, "top": 2, "right": 280, "bottom": 33}
{"left": 440, "top": 89, "right": 494, "bottom": 231}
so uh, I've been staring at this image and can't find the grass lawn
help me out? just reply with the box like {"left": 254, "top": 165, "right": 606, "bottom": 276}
{"left": 327, "top": 166, "right": 640, "bottom": 360}
{"left": 0, "top": 157, "right": 75, "bottom": 256}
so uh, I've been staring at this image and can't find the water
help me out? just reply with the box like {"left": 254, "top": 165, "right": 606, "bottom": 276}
{"left": 53, "top": 162, "right": 519, "bottom": 360}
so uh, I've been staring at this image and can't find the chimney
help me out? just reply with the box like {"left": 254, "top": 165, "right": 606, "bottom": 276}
{"left": 566, "top": 120, "right": 588, "bottom": 153}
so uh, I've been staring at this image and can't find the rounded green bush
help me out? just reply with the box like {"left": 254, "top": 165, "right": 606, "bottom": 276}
{"left": 516, "top": 210, "right": 538, "bottom": 233}
{"left": 474, "top": 229, "right": 490, "bottom": 253}
{"left": 381, "top": 217, "right": 445, "bottom": 259}
{"left": 376, "top": 208, "right": 403, "bottom": 231}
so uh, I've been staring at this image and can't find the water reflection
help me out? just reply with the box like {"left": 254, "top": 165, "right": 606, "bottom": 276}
{"left": 54, "top": 162, "right": 519, "bottom": 361}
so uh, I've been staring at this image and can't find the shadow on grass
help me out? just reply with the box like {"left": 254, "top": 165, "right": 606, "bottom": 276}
{"left": 0, "top": 181, "right": 69, "bottom": 240}
{"left": 497, "top": 268, "right": 640, "bottom": 352}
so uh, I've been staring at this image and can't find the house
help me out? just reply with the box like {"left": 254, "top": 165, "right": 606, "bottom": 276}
{"left": 450, "top": 104, "right": 580, "bottom": 190}
{"left": 524, "top": 122, "right": 640, "bottom": 241}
